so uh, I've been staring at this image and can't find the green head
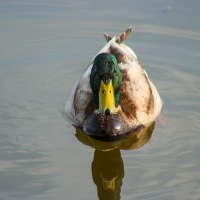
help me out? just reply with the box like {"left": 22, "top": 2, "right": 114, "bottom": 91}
{"left": 90, "top": 53, "right": 122, "bottom": 115}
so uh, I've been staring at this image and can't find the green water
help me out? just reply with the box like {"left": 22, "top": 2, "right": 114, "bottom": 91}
{"left": 0, "top": 0, "right": 200, "bottom": 199}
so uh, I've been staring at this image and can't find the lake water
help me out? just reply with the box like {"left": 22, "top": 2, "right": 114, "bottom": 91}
{"left": 0, "top": 0, "right": 200, "bottom": 199}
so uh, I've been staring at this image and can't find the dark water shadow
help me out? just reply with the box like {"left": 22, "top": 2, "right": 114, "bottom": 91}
{"left": 74, "top": 122, "right": 155, "bottom": 200}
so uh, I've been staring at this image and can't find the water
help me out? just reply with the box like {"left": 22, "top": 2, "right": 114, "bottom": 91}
{"left": 0, "top": 0, "right": 200, "bottom": 199}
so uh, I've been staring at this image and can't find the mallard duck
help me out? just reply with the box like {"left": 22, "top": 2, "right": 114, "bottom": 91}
{"left": 66, "top": 27, "right": 162, "bottom": 137}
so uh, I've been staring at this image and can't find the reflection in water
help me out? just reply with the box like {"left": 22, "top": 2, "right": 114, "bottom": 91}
{"left": 92, "top": 149, "right": 124, "bottom": 200}
{"left": 75, "top": 122, "right": 155, "bottom": 151}
{"left": 75, "top": 122, "right": 155, "bottom": 199}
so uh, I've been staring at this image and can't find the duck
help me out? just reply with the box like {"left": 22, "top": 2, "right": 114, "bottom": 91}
{"left": 65, "top": 27, "right": 162, "bottom": 137}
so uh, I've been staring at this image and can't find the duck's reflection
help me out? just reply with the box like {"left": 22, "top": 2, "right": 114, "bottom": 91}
{"left": 75, "top": 122, "right": 155, "bottom": 200}
{"left": 92, "top": 149, "right": 124, "bottom": 200}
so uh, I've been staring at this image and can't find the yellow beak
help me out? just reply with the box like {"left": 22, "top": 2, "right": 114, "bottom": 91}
{"left": 99, "top": 80, "right": 115, "bottom": 114}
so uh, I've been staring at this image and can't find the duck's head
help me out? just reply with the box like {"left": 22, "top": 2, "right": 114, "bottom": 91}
{"left": 90, "top": 53, "right": 122, "bottom": 115}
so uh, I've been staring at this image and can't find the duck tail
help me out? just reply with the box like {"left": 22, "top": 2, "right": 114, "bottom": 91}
{"left": 103, "top": 26, "right": 133, "bottom": 44}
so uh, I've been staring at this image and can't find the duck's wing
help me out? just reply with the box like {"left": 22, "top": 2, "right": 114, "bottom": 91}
{"left": 65, "top": 63, "right": 93, "bottom": 125}
{"left": 119, "top": 56, "right": 155, "bottom": 126}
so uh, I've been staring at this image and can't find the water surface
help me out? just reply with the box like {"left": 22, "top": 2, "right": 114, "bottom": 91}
{"left": 0, "top": 0, "right": 200, "bottom": 199}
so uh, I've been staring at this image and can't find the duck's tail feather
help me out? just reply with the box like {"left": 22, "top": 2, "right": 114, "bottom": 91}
{"left": 103, "top": 26, "right": 133, "bottom": 44}
{"left": 103, "top": 33, "right": 112, "bottom": 42}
